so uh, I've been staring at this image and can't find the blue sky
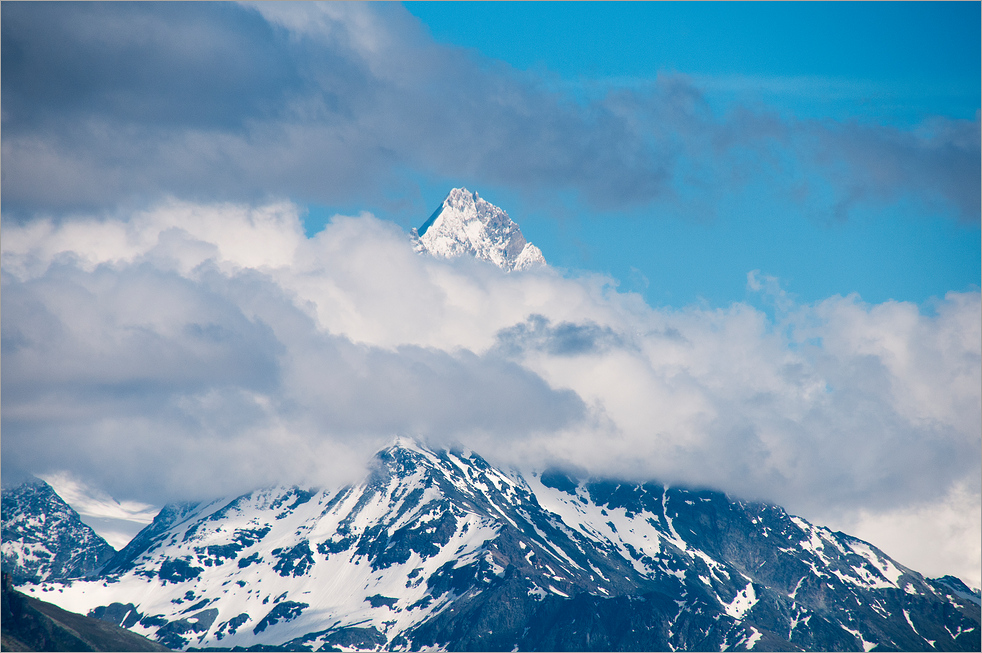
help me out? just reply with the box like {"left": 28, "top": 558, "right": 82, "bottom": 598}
{"left": 3, "top": 2, "right": 977, "bottom": 310}
{"left": 408, "top": 2, "right": 980, "bottom": 120}
{"left": 404, "top": 1, "right": 981, "bottom": 308}
{"left": 2, "top": 2, "right": 980, "bottom": 586}
{"left": 333, "top": 1, "right": 980, "bottom": 309}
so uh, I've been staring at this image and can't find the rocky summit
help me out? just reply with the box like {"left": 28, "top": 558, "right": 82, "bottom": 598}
{"left": 411, "top": 188, "right": 546, "bottom": 271}
{"left": 5, "top": 440, "right": 980, "bottom": 651}
{"left": 1, "top": 478, "right": 116, "bottom": 584}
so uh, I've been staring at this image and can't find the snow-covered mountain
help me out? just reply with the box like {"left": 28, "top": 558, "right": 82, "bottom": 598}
{"left": 411, "top": 188, "right": 546, "bottom": 271}
{"left": 9, "top": 440, "right": 980, "bottom": 651}
{"left": 1, "top": 479, "right": 116, "bottom": 584}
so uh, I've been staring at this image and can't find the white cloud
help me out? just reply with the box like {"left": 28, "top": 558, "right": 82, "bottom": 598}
{"left": 2, "top": 200, "right": 979, "bottom": 586}
{"left": 39, "top": 471, "right": 157, "bottom": 550}
{"left": 829, "top": 481, "right": 982, "bottom": 590}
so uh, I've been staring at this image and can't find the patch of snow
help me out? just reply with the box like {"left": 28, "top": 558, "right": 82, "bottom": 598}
{"left": 744, "top": 627, "right": 762, "bottom": 650}
{"left": 903, "top": 609, "right": 923, "bottom": 639}
{"left": 847, "top": 540, "right": 903, "bottom": 588}
{"left": 722, "top": 581, "right": 758, "bottom": 620}
{"left": 840, "top": 624, "right": 876, "bottom": 652}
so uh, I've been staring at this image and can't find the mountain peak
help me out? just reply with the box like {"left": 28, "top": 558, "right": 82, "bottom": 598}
{"left": 411, "top": 188, "right": 546, "bottom": 271}
{"left": 1, "top": 479, "right": 116, "bottom": 583}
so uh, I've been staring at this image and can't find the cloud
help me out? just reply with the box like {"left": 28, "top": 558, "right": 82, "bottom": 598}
{"left": 2, "top": 2, "right": 977, "bottom": 223}
{"left": 0, "top": 202, "right": 587, "bottom": 502}
{"left": 4, "top": 201, "right": 978, "bottom": 503}
{"left": 0, "top": 2, "right": 300, "bottom": 133}
{"left": 2, "top": 200, "right": 979, "bottom": 584}
{"left": 833, "top": 480, "right": 981, "bottom": 588}
{"left": 801, "top": 114, "right": 982, "bottom": 222}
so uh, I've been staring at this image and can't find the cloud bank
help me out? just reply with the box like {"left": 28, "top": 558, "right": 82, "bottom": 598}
{"left": 2, "top": 2, "right": 977, "bottom": 223}
{"left": 1, "top": 1, "right": 978, "bottom": 587}
{"left": 2, "top": 201, "right": 979, "bottom": 584}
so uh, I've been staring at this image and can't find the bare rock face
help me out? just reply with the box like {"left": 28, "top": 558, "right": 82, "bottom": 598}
{"left": 411, "top": 188, "right": 546, "bottom": 271}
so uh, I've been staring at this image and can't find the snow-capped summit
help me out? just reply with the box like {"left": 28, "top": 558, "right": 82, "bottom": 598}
{"left": 411, "top": 188, "right": 546, "bottom": 271}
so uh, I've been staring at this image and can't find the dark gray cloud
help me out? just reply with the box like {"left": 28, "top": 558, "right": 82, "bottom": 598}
{"left": 2, "top": 2, "right": 976, "bottom": 223}
{"left": 1, "top": 2, "right": 301, "bottom": 134}
{"left": 493, "top": 314, "right": 627, "bottom": 357}
{"left": 803, "top": 115, "right": 981, "bottom": 222}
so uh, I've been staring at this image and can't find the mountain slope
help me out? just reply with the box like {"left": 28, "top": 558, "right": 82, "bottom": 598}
{"left": 411, "top": 188, "right": 545, "bottom": 271}
{"left": 9, "top": 441, "right": 981, "bottom": 651}
{"left": 527, "top": 472, "right": 981, "bottom": 652}
{"left": 1, "top": 480, "right": 116, "bottom": 584}
{"left": 1, "top": 572, "right": 169, "bottom": 652}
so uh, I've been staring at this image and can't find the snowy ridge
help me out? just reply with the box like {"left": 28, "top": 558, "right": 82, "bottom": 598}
{"left": 1, "top": 479, "right": 116, "bottom": 583}
{"left": 525, "top": 471, "right": 969, "bottom": 651}
{"left": 9, "top": 441, "right": 981, "bottom": 651}
{"left": 411, "top": 188, "right": 545, "bottom": 271}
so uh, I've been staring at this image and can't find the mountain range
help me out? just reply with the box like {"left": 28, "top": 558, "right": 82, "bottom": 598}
{"left": 3, "top": 440, "right": 979, "bottom": 652}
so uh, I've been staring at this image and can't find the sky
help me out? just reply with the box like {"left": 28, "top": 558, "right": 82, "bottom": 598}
{"left": 1, "top": 2, "right": 979, "bottom": 588}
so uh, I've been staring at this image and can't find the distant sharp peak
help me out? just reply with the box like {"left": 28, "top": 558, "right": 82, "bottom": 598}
{"left": 411, "top": 187, "right": 546, "bottom": 271}
{"left": 416, "top": 188, "right": 481, "bottom": 238}
{"left": 416, "top": 188, "right": 497, "bottom": 238}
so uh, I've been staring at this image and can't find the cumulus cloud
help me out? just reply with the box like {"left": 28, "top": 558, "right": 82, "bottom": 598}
{"left": 833, "top": 480, "right": 981, "bottom": 588}
{"left": 1, "top": 202, "right": 592, "bottom": 503}
{"left": 2, "top": 200, "right": 980, "bottom": 585}
{"left": 2, "top": 203, "right": 978, "bottom": 540}
{"left": 1, "top": 2, "right": 977, "bottom": 223}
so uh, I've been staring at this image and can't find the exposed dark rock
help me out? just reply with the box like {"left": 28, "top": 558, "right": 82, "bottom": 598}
{"left": 1, "top": 572, "right": 169, "bottom": 651}
{"left": 252, "top": 602, "right": 308, "bottom": 635}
